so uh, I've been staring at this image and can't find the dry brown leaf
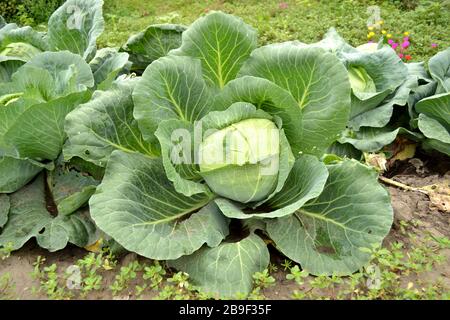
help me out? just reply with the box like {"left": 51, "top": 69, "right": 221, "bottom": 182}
{"left": 365, "top": 152, "right": 387, "bottom": 172}
{"left": 84, "top": 238, "right": 103, "bottom": 253}
{"left": 421, "top": 182, "right": 450, "bottom": 213}
{"left": 391, "top": 143, "right": 416, "bottom": 162}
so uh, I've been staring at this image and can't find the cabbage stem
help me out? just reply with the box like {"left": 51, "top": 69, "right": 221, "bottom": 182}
{"left": 378, "top": 176, "right": 428, "bottom": 195}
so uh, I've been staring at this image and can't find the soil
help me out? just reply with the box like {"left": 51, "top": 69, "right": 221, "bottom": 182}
{"left": 1, "top": 155, "right": 449, "bottom": 300}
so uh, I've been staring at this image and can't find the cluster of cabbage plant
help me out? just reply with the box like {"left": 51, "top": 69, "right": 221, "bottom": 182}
{"left": 0, "top": 0, "right": 172, "bottom": 252}
{"left": 309, "top": 29, "right": 449, "bottom": 156}
{"left": 64, "top": 12, "right": 395, "bottom": 297}
{"left": 0, "top": 0, "right": 448, "bottom": 298}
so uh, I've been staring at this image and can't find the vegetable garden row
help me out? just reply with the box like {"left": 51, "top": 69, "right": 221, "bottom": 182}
{"left": 0, "top": 0, "right": 448, "bottom": 298}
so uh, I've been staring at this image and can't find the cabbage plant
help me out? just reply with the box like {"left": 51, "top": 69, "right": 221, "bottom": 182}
{"left": 120, "top": 24, "right": 186, "bottom": 74}
{"left": 0, "top": 0, "right": 105, "bottom": 81}
{"left": 0, "top": 51, "right": 102, "bottom": 251}
{"left": 0, "top": 0, "right": 131, "bottom": 252}
{"left": 412, "top": 47, "right": 450, "bottom": 156}
{"left": 64, "top": 12, "right": 393, "bottom": 297}
{"left": 0, "top": 0, "right": 132, "bottom": 193}
{"left": 0, "top": 51, "right": 94, "bottom": 192}
{"left": 307, "top": 29, "right": 449, "bottom": 156}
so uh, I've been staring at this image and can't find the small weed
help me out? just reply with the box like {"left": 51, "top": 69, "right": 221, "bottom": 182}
{"left": 156, "top": 272, "right": 193, "bottom": 300}
{"left": 284, "top": 232, "right": 449, "bottom": 300}
{"left": 0, "top": 273, "right": 14, "bottom": 299}
{"left": 35, "top": 263, "right": 72, "bottom": 300}
{"left": 135, "top": 284, "right": 147, "bottom": 297}
{"left": 429, "top": 235, "right": 450, "bottom": 249}
{"left": 247, "top": 287, "right": 265, "bottom": 300}
{"left": 268, "top": 263, "right": 278, "bottom": 273}
{"left": 0, "top": 242, "right": 14, "bottom": 260}
{"left": 155, "top": 284, "right": 177, "bottom": 300}
{"left": 76, "top": 252, "right": 112, "bottom": 296}
{"left": 143, "top": 261, "right": 166, "bottom": 289}
{"left": 252, "top": 269, "right": 276, "bottom": 289}
{"left": 110, "top": 260, "right": 143, "bottom": 295}
{"left": 280, "top": 259, "right": 292, "bottom": 270}
{"left": 286, "top": 265, "right": 309, "bottom": 285}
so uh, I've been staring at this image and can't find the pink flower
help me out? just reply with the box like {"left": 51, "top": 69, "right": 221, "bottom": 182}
{"left": 388, "top": 39, "right": 394, "bottom": 45}
{"left": 398, "top": 53, "right": 404, "bottom": 58}
{"left": 403, "top": 37, "right": 409, "bottom": 41}
{"left": 402, "top": 41, "right": 410, "bottom": 48}
{"left": 279, "top": 2, "right": 288, "bottom": 9}
{"left": 391, "top": 42, "right": 399, "bottom": 49}
{"left": 431, "top": 43, "right": 438, "bottom": 48}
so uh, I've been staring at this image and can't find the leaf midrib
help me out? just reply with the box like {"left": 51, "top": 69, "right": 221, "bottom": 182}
{"left": 296, "top": 208, "right": 366, "bottom": 234}
{"left": 131, "top": 199, "right": 210, "bottom": 227}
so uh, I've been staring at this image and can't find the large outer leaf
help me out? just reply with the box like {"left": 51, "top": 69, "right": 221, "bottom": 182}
{"left": 339, "top": 127, "right": 423, "bottom": 152}
{"left": 310, "top": 28, "right": 356, "bottom": 54}
{"left": 3, "top": 91, "right": 91, "bottom": 160}
{"left": 239, "top": 44, "right": 351, "bottom": 155}
{"left": 343, "top": 46, "right": 407, "bottom": 111}
{"left": 0, "top": 57, "right": 24, "bottom": 82}
{"left": 168, "top": 233, "right": 269, "bottom": 298}
{"left": 0, "top": 156, "right": 51, "bottom": 193}
{"left": 121, "top": 24, "right": 186, "bottom": 72}
{"left": 65, "top": 79, "right": 153, "bottom": 167}
{"left": 326, "top": 141, "right": 362, "bottom": 160}
{"left": 416, "top": 93, "right": 450, "bottom": 154}
{"left": 422, "top": 138, "right": 450, "bottom": 156}
{"left": 415, "top": 92, "right": 450, "bottom": 128}
{"left": 428, "top": 47, "right": 450, "bottom": 93}
{"left": 267, "top": 160, "right": 393, "bottom": 275}
{"left": 408, "top": 80, "right": 437, "bottom": 120}
{"left": 89, "top": 48, "right": 130, "bottom": 89}
{"left": 0, "top": 24, "right": 47, "bottom": 65}
{"left": 25, "top": 51, "right": 94, "bottom": 92}
{"left": 0, "top": 194, "right": 9, "bottom": 229}
{"left": 67, "top": 156, "right": 105, "bottom": 180}
{"left": 0, "top": 24, "right": 47, "bottom": 51}
{"left": 1, "top": 51, "right": 93, "bottom": 106}
{"left": 46, "top": 0, "right": 104, "bottom": 61}
{"left": 8, "top": 66, "right": 55, "bottom": 102}
{"left": 36, "top": 209, "right": 98, "bottom": 252}
{"left": 0, "top": 174, "right": 52, "bottom": 250}
{"left": 155, "top": 120, "right": 211, "bottom": 197}
{"left": 0, "top": 173, "right": 98, "bottom": 252}
{"left": 0, "top": 23, "right": 47, "bottom": 82}
{"left": 47, "top": 162, "right": 98, "bottom": 215}
{"left": 89, "top": 150, "right": 229, "bottom": 260}
{"left": 171, "top": 11, "right": 257, "bottom": 89}
{"left": 216, "top": 76, "right": 303, "bottom": 154}
{"left": 418, "top": 113, "right": 450, "bottom": 144}
{"left": 215, "top": 155, "right": 328, "bottom": 219}
{"left": 348, "top": 89, "right": 391, "bottom": 129}
{"left": 133, "top": 55, "right": 215, "bottom": 144}
{"left": 349, "top": 62, "right": 426, "bottom": 130}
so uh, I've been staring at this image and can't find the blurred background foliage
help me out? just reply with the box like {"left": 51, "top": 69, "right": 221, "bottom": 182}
{"left": 1, "top": 0, "right": 449, "bottom": 61}
{"left": 0, "top": 0, "right": 65, "bottom": 25}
